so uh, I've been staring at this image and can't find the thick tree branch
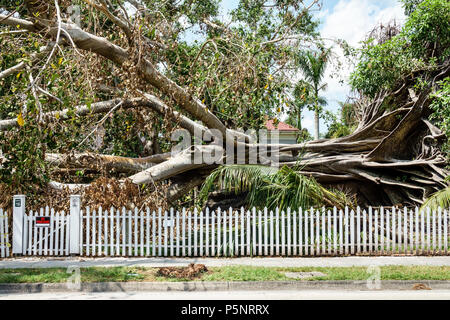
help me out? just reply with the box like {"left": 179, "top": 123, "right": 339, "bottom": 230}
{"left": 167, "top": 172, "right": 205, "bottom": 203}
{"left": 0, "top": 95, "right": 208, "bottom": 136}
{"left": 46, "top": 152, "right": 171, "bottom": 174}
{"left": 128, "top": 145, "right": 223, "bottom": 185}
{"left": 0, "top": 14, "right": 38, "bottom": 32}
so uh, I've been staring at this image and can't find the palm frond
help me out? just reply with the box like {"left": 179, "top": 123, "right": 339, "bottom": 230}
{"left": 317, "top": 96, "right": 328, "bottom": 106}
{"left": 297, "top": 52, "right": 315, "bottom": 83}
{"left": 421, "top": 186, "right": 450, "bottom": 211}
{"left": 297, "top": 48, "right": 331, "bottom": 89}
{"left": 199, "top": 165, "right": 279, "bottom": 202}
{"left": 199, "top": 164, "right": 354, "bottom": 211}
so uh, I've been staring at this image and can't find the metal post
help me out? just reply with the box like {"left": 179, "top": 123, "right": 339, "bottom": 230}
{"left": 69, "top": 195, "right": 81, "bottom": 255}
{"left": 12, "top": 195, "right": 25, "bottom": 255}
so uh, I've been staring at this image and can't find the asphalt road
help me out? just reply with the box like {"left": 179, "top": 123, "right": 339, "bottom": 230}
{"left": 1, "top": 289, "right": 449, "bottom": 300}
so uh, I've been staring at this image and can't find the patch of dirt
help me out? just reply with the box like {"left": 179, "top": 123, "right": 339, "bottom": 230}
{"left": 156, "top": 263, "right": 208, "bottom": 279}
{"left": 412, "top": 283, "right": 432, "bottom": 290}
{"left": 135, "top": 268, "right": 158, "bottom": 281}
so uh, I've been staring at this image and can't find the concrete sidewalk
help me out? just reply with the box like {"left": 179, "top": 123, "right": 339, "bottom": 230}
{"left": 1, "top": 256, "right": 449, "bottom": 269}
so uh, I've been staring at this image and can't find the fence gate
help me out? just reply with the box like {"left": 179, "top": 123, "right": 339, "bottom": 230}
{"left": 10, "top": 195, "right": 81, "bottom": 256}
{"left": 22, "top": 208, "right": 71, "bottom": 256}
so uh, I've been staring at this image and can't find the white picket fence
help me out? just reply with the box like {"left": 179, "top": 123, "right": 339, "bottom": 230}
{"left": 79, "top": 206, "right": 450, "bottom": 257}
{"left": 5, "top": 193, "right": 450, "bottom": 258}
{"left": 0, "top": 209, "right": 10, "bottom": 258}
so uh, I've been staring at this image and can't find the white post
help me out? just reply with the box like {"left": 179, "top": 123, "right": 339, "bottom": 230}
{"left": 12, "top": 195, "right": 25, "bottom": 255}
{"left": 69, "top": 195, "right": 81, "bottom": 255}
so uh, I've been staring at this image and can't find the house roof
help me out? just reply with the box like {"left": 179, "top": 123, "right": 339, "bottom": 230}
{"left": 265, "top": 119, "right": 299, "bottom": 131}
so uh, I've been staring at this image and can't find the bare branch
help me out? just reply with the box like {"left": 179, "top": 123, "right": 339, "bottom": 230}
{"left": 28, "top": 0, "right": 63, "bottom": 89}
{"left": 0, "top": 29, "right": 28, "bottom": 36}
{"left": 77, "top": 101, "right": 123, "bottom": 148}
{"left": 82, "top": 0, "right": 132, "bottom": 39}
{"left": 0, "top": 14, "right": 37, "bottom": 32}
{"left": 48, "top": 181, "right": 88, "bottom": 191}
{"left": 0, "top": 98, "right": 121, "bottom": 131}
{"left": 0, "top": 60, "right": 26, "bottom": 80}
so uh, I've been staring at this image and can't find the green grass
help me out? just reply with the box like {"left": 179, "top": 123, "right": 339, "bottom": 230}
{"left": 0, "top": 267, "right": 147, "bottom": 283}
{"left": 203, "top": 266, "right": 288, "bottom": 281}
{"left": 0, "top": 268, "right": 71, "bottom": 283}
{"left": 276, "top": 266, "right": 450, "bottom": 281}
{"left": 0, "top": 266, "right": 449, "bottom": 283}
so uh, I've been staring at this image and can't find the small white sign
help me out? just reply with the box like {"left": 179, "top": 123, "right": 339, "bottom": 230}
{"left": 71, "top": 198, "right": 79, "bottom": 207}
{"left": 163, "top": 219, "right": 174, "bottom": 227}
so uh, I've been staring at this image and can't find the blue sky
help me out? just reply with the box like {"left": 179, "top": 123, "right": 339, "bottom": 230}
{"left": 214, "top": 0, "right": 406, "bottom": 135}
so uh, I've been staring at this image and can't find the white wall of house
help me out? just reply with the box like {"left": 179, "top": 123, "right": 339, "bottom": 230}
{"left": 266, "top": 131, "right": 298, "bottom": 144}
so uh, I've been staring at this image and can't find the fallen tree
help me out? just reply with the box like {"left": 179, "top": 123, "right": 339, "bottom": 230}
{"left": 0, "top": 0, "right": 448, "bottom": 207}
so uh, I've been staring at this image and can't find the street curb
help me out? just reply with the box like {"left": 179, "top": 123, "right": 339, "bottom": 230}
{"left": 0, "top": 280, "right": 449, "bottom": 293}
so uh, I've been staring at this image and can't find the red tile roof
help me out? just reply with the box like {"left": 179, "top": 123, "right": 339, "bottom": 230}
{"left": 265, "top": 119, "right": 299, "bottom": 131}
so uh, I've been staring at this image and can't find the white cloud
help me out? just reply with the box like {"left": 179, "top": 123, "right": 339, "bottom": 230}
{"left": 301, "top": 0, "right": 406, "bottom": 135}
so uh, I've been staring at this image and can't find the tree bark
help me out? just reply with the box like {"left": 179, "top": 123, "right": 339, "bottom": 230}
{"left": 314, "top": 106, "right": 319, "bottom": 140}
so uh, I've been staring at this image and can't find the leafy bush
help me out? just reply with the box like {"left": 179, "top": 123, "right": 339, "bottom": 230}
{"left": 350, "top": 0, "right": 450, "bottom": 97}
{"left": 324, "top": 102, "right": 358, "bottom": 139}
{"left": 429, "top": 77, "right": 450, "bottom": 160}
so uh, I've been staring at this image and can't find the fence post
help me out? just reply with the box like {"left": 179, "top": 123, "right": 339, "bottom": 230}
{"left": 69, "top": 195, "right": 81, "bottom": 255}
{"left": 12, "top": 195, "right": 25, "bottom": 255}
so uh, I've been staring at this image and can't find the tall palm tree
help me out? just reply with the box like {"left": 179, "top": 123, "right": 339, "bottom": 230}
{"left": 287, "top": 80, "right": 327, "bottom": 140}
{"left": 297, "top": 48, "right": 331, "bottom": 140}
